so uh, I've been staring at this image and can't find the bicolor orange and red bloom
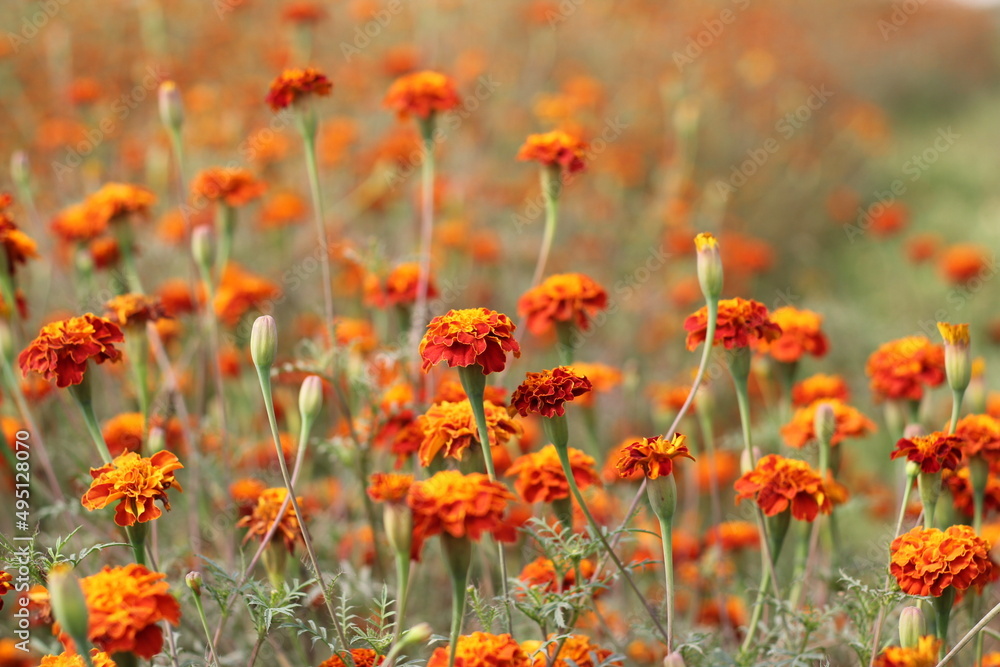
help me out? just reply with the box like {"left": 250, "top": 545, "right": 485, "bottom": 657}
{"left": 866, "top": 336, "right": 945, "bottom": 402}
{"left": 0, "top": 194, "right": 38, "bottom": 276}
{"left": 506, "top": 444, "right": 599, "bottom": 504}
{"left": 419, "top": 308, "right": 520, "bottom": 374}
{"left": 517, "top": 130, "right": 588, "bottom": 174}
{"left": 518, "top": 273, "right": 608, "bottom": 336}
{"left": 945, "top": 464, "right": 1000, "bottom": 517}
{"left": 791, "top": 373, "right": 850, "bottom": 407}
{"left": 416, "top": 399, "right": 520, "bottom": 466}
{"left": 704, "top": 521, "right": 760, "bottom": 551}
{"left": 104, "top": 293, "right": 167, "bottom": 328}
{"left": 237, "top": 487, "right": 307, "bottom": 552}
{"left": 872, "top": 636, "right": 942, "bottom": 667}
{"left": 19, "top": 314, "right": 124, "bottom": 388}
{"left": 757, "top": 307, "right": 829, "bottom": 363}
{"left": 426, "top": 632, "right": 529, "bottom": 667}
{"left": 525, "top": 634, "right": 618, "bottom": 667}
{"left": 615, "top": 434, "right": 694, "bottom": 480}
{"left": 85, "top": 183, "right": 156, "bottom": 226}
{"left": 39, "top": 650, "right": 117, "bottom": 667}
{"left": 52, "top": 203, "right": 105, "bottom": 243}
{"left": 406, "top": 471, "right": 513, "bottom": 541}
{"left": 889, "top": 524, "right": 995, "bottom": 596}
{"left": 384, "top": 70, "right": 460, "bottom": 119}
{"left": 367, "top": 472, "right": 414, "bottom": 503}
{"left": 510, "top": 367, "right": 592, "bottom": 418}
{"left": 265, "top": 67, "right": 332, "bottom": 111}
{"left": 384, "top": 262, "right": 436, "bottom": 307}
{"left": 684, "top": 297, "right": 782, "bottom": 351}
{"left": 213, "top": 263, "right": 281, "bottom": 326}
{"left": 517, "top": 557, "right": 598, "bottom": 593}
{"left": 81, "top": 451, "right": 183, "bottom": 526}
{"left": 734, "top": 454, "right": 832, "bottom": 522}
{"left": 954, "top": 413, "right": 1000, "bottom": 463}
{"left": 891, "top": 431, "right": 963, "bottom": 474}
{"left": 781, "top": 399, "right": 876, "bottom": 448}
{"left": 190, "top": 167, "right": 267, "bottom": 207}
{"left": 318, "top": 649, "right": 383, "bottom": 667}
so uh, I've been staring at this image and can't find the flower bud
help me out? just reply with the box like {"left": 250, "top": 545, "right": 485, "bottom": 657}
{"left": 251, "top": 315, "right": 278, "bottom": 369}
{"left": 48, "top": 563, "right": 90, "bottom": 645}
{"left": 902, "top": 423, "right": 925, "bottom": 440}
{"left": 147, "top": 426, "right": 166, "bottom": 453}
{"left": 191, "top": 226, "right": 214, "bottom": 272}
{"left": 299, "top": 375, "right": 323, "bottom": 424}
{"left": 898, "top": 605, "right": 925, "bottom": 649}
{"left": 383, "top": 503, "right": 413, "bottom": 558}
{"left": 740, "top": 446, "right": 762, "bottom": 474}
{"left": 185, "top": 571, "right": 203, "bottom": 596}
{"left": 814, "top": 401, "right": 836, "bottom": 446}
{"left": 663, "top": 652, "right": 687, "bottom": 667}
{"left": 158, "top": 81, "right": 184, "bottom": 131}
{"left": 694, "top": 232, "right": 723, "bottom": 301}
{"left": 398, "top": 622, "right": 433, "bottom": 647}
{"left": 646, "top": 474, "right": 677, "bottom": 524}
{"left": 937, "top": 322, "right": 970, "bottom": 394}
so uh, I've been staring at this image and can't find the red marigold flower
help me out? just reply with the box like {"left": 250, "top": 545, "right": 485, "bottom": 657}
{"left": 237, "top": 487, "right": 307, "bottom": 552}
{"left": 517, "top": 273, "right": 608, "bottom": 336}
{"left": 406, "top": 471, "right": 513, "bottom": 541}
{"left": 781, "top": 399, "right": 876, "bottom": 448}
{"left": 891, "top": 431, "right": 963, "bottom": 474}
{"left": 517, "top": 130, "right": 588, "bottom": 174}
{"left": 85, "top": 183, "right": 156, "bottom": 226}
{"left": 525, "top": 634, "right": 619, "bottom": 667}
{"left": 791, "top": 373, "right": 850, "bottom": 407}
{"left": 426, "top": 632, "right": 529, "bottom": 667}
{"left": 938, "top": 243, "right": 989, "bottom": 286}
{"left": 383, "top": 262, "right": 437, "bottom": 307}
{"left": 229, "top": 477, "right": 266, "bottom": 510}
{"left": 81, "top": 451, "right": 184, "bottom": 526}
{"left": 40, "top": 649, "right": 118, "bottom": 667}
{"left": 734, "top": 454, "right": 832, "bottom": 522}
{"left": 704, "top": 521, "right": 760, "bottom": 551}
{"left": 104, "top": 293, "right": 167, "bottom": 328}
{"left": 889, "top": 524, "right": 995, "bottom": 597}
{"left": 872, "top": 636, "right": 941, "bottom": 667}
{"left": 615, "top": 434, "right": 694, "bottom": 480}
{"left": 318, "top": 648, "right": 384, "bottom": 667}
{"left": 190, "top": 167, "right": 267, "bottom": 207}
{"left": 367, "top": 473, "right": 414, "bottom": 503}
{"left": 213, "top": 263, "right": 281, "bottom": 326}
{"left": 516, "top": 556, "right": 599, "bottom": 594}
{"left": 510, "top": 366, "right": 592, "bottom": 418}
{"left": 954, "top": 413, "right": 1000, "bottom": 464}
{"left": 416, "top": 399, "right": 521, "bottom": 467}
{"left": 944, "top": 464, "right": 1000, "bottom": 518}
{"left": 52, "top": 203, "right": 106, "bottom": 243}
{"left": 866, "top": 336, "right": 945, "bottom": 402}
{"left": 384, "top": 70, "right": 460, "bottom": 119}
{"left": 757, "top": 306, "right": 829, "bottom": 363}
{"left": 19, "top": 314, "right": 124, "bottom": 388}
{"left": 506, "top": 444, "right": 599, "bottom": 503}
{"left": 265, "top": 67, "right": 332, "bottom": 111}
{"left": 419, "top": 308, "right": 520, "bottom": 374}
{"left": 683, "top": 297, "right": 782, "bottom": 351}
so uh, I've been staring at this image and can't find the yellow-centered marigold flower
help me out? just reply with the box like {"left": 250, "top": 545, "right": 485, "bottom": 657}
{"left": 872, "top": 636, "right": 942, "bottom": 667}
{"left": 890, "top": 431, "right": 963, "bottom": 474}
{"left": 81, "top": 451, "right": 184, "bottom": 526}
{"left": 518, "top": 273, "right": 608, "bottom": 336}
{"left": 416, "top": 399, "right": 521, "bottom": 467}
{"left": 615, "top": 434, "right": 694, "bottom": 480}
{"left": 866, "top": 336, "right": 945, "bottom": 402}
{"left": 889, "top": 524, "right": 994, "bottom": 596}
{"left": 426, "top": 632, "right": 529, "bottom": 667}
{"left": 757, "top": 307, "right": 829, "bottom": 363}
{"left": 734, "top": 454, "right": 831, "bottom": 522}
{"left": 419, "top": 308, "right": 520, "bottom": 374}
{"left": 406, "top": 471, "right": 513, "bottom": 541}
{"left": 506, "top": 444, "right": 599, "bottom": 503}
{"left": 104, "top": 293, "right": 167, "bottom": 328}
{"left": 237, "top": 487, "right": 307, "bottom": 552}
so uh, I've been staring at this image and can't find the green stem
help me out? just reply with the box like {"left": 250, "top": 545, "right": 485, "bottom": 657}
{"left": 933, "top": 589, "right": 955, "bottom": 658}
{"left": 947, "top": 390, "right": 962, "bottom": 435}
{"left": 555, "top": 321, "right": 576, "bottom": 366}
{"left": 530, "top": 165, "right": 561, "bottom": 287}
{"left": 193, "top": 592, "right": 220, "bottom": 666}
{"left": 787, "top": 522, "right": 810, "bottom": 609}
{"left": 935, "top": 597, "right": 1000, "bottom": 666}
{"left": 125, "top": 520, "right": 147, "bottom": 567}
{"left": 441, "top": 534, "right": 471, "bottom": 667}
{"left": 69, "top": 381, "right": 113, "bottom": 462}
{"left": 659, "top": 517, "right": 674, "bottom": 652}
{"left": 391, "top": 555, "right": 411, "bottom": 647}
{"left": 409, "top": 124, "right": 436, "bottom": 391}
{"left": 732, "top": 371, "right": 756, "bottom": 469}
{"left": 215, "top": 204, "right": 236, "bottom": 277}
{"left": 740, "top": 564, "right": 772, "bottom": 656}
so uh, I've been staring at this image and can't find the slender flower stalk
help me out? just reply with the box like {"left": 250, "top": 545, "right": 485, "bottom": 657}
{"left": 187, "top": 573, "right": 219, "bottom": 666}
{"left": 409, "top": 121, "right": 436, "bottom": 381}
{"left": 68, "top": 375, "right": 113, "bottom": 462}
{"left": 531, "top": 165, "right": 561, "bottom": 288}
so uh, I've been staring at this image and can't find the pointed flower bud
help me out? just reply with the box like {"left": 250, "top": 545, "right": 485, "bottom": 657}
{"left": 299, "top": 374, "right": 323, "bottom": 424}
{"left": 813, "top": 400, "right": 836, "bottom": 446}
{"left": 898, "top": 605, "right": 925, "bottom": 648}
{"left": 937, "top": 322, "right": 970, "bottom": 394}
{"left": 158, "top": 81, "right": 184, "bottom": 131}
{"left": 191, "top": 226, "right": 213, "bottom": 272}
{"left": 251, "top": 315, "right": 278, "bottom": 369}
{"left": 48, "top": 563, "right": 90, "bottom": 646}
{"left": 694, "top": 232, "right": 723, "bottom": 301}
{"left": 185, "top": 571, "right": 203, "bottom": 596}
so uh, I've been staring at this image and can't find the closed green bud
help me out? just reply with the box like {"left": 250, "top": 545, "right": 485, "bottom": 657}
{"left": 158, "top": 81, "right": 184, "bottom": 131}
{"left": 898, "top": 605, "right": 924, "bottom": 649}
{"left": 186, "top": 571, "right": 203, "bottom": 596}
{"left": 299, "top": 374, "right": 323, "bottom": 424}
{"left": 646, "top": 473, "right": 677, "bottom": 524}
{"left": 191, "top": 226, "right": 214, "bottom": 272}
{"left": 663, "top": 652, "right": 687, "bottom": 667}
{"left": 814, "top": 401, "right": 836, "bottom": 446}
{"left": 251, "top": 315, "right": 278, "bottom": 369}
{"left": 48, "top": 563, "right": 90, "bottom": 645}
{"left": 694, "top": 232, "right": 723, "bottom": 301}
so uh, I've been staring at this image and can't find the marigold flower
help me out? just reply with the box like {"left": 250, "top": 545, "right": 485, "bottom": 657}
{"left": 791, "top": 373, "right": 850, "bottom": 407}
{"left": 190, "top": 167, "right": 267, "bottom": 207}
{"left": 507, "top": 444, "right": 599, "bottom": 503}
{"left": 367, "top": 473, "right": 414, "bottom": 503}
{"left": 872, "top": 636, "right": 941, "bottom": 667}
{"left": 517, "top": 130, "right": 588, "bottom": 173}
{"left": 517, "top": 557, "right": 598, "bottom": 593}
{"left": 954, "top": 413, "right": 1000, "bottom": 463}
{"left": 86, "top": 183, "right": 156, "bottom": 225}
{"left": 102, "top": 412, "right": 183, "bottom": 458}
{"left": 734, "top": 454, "right": 832, "bottom": 522}
{"left": 237, "top": 487, "right": 307, "bottom": 552}
{"left": 213, "top": 263, "right": 281, "bottom": 326}
{"left": 944, "top": 464, "right": 1000, "bottom": 517}
{"left": 229, "top": 477, "right": 266, "bottom": 509}
{"left": 384, "top": 262, "right": 437, "bottom": 306}
{"left": 704, "top": 521, "right": 760, "bottom": 551}
{"left": 406, "top": 471, "right": 513, "bottom": 541}
{"left": 74, "top": 564, "right": 180, "bottom": 658}
{"left": 781, "top": 399, "right": 876, "bottom": 448}
{"left": 104, "top": 293, "right": 167, "bottom": 328}
{"left": 510, "top": 367, "right": 592, "bottom": 418}
{"left": 384, "top": 70, "right": 460, "bottom": 119}
{"left": 419, "top": 308, "right": 520, "bottom": 374}
{"left": 757, "top": 307, "right": 829, "bottom": 363}
{"left": 0, "top": 195, "right": 38, "bottom": 276}
{"left": 19, "top": 314, "right": 124, "bottom": 388}
{"left": 39, "top": 649, "right": 117, "bottom": 667}
{"left": 426, "top": 632, "right": 529, "bottom": 667}
{"left": 0, "top": 570, "right": 11, "bottom": 611}
{"left": 416, "top": 399, "right": 520, "bottom": 467}
{"left": 866, "top": 336, "right": 945, "bottom": 402}
{"left": 889, "top": 524, "right": 995, "bottom": 596}
{"left": 266, "top": 67, "right": 332, "bottom": 111}
{"left": 683, "top": 297, "right": 781, "bottom": 351}
{"left": 283, "top": 2, "right": 326, "bottom": 23}
{"left": 938, "top": 243, "right": 989, "bottom": 285}
{"left": 527, "top": 634, "right": 618, "bottom": 667}
{"left": 81, "top": 451, "right": 183, "bottom": 526}
{"left": 318, "top": 648, "right": 384, "bottom": 667}
{"left": 891, "top": 431, "right": 963, "bottom": 474}
{"left": 432, "top": 378, "right": 508, "bottom": 406}
{"left": 615, "top": 434, "right": 694, "bottom": 480}
{"left": 52, "top": 203, "right": 105, "bottom": 243}
{"left": 518, "top": 273, "right": 608, "bottom": 336}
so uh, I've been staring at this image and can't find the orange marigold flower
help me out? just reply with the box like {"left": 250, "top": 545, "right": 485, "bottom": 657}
{"left": 39, "top": 649, "right": 117, "bottom": 667}
{"left": 517, "top": 130, "right": 588, "bottom": 174}
{"left": 889, "top": 524, "right": 995, "bottom": 596}
{"left": 781, "top": 399, "right": 876, "bottom": 448}
{"left": 367, "top": 473, "right": 414, "bottom": 503}
{"left": 156, "top": 278, "right": 197, "bottom": 317}
{"left": 266, "top": 67, "right": 332, "bottom": 111}
{"left": 872, "top": 636, "right": 941, "bottom": 667}
{"left": 318, "top": 648, "right": 384, "bottom": 667}
{"left": 260, "top": 190, "right": 307, "bottom": 229}
{"left": 939, "top": 243, "right": 989, "bottom": 285}
{"left": 866, "top": 336, "right": 945, "bottom": 402}
{"left": 282, "top": 2, "right": 326, "bottom": 23}
{"left": 734, "top": 454, "right": 832, "bottom": 522}
{"left": 19, "top": 314, "right": 124, "bottom": 388}
{"left": 507, "top": 444, "right": 599, "bottom": 503}
{"left": 384, "top": 70, "right": 460, "bottom": 119}
{"left": 510, "top": 366, "right": 592, "bottom": 418}
{"left": 52, "top": 203, "right": 105, "bottom": 243}
{"left": 89, "top": 237, "right": 120, "bottom": 270}
{"left": 891, "top": 431, "right": 963, "bottom": 474}
{"left": 566, "top": 362, "right": 621, "bottom": 406}
{"left": 696, "top": 595, "right": 748, "bottom": 630}
{"left": 704, "top": 521, "right": 760, "bottom": 551}
{"left": 518, "top": 273, "right": 608, "bottom": 336}
{"left": 237, "top": 487, "right": 307, "bottom": 552}
{"left": 384, "top": 262, "right": 437, "bottom": 306}
{"left": 417, "top": 399, "right": 521, "bottom": 466}
{"left": 81, "top": 451, "right": 183, "bottom": 526}
{"left": 615, "top": 434, "right": 694, "bottom": 480}
{"left": 419, "top": 308, "right": 520, "bottom": 374}
{"left": 86, "top": 183, "right": 156, "bottom": 225}
{"left": 791, "top": 373, "right": 850, "bottom": 407}
{"left": 526, "top": 634, "right": 618, "bottom": 667}
{"left": 406, "top": 471, "right": 513, "bottom": 541}
{"left": 190, "top": 167, "right": 267, "bottom": 207}
{"left": 229, "top": 477, "right": 266, "bottom": 509}
{"left": 104, "top": 293, "right": 167, "bottom": 328}
{"left": 944, "top": 464, "right": 1000, "bottom": 518}
{"left": 391, "top": 419, "right": 425, "bottom": 468}
{"left": 517, "top": 557, "right": 598, "bottom": 593}
{"left": 757, "top": 307, "right": 829, "bottom": 363}
{"left": 954, "top": 413, "right": 1000, "bottom": 463}
{"left": 0, "top": 570, "right": 11, "bottom": 612}
{"left": 75, "top": 564, "right": 180, "bottom": 658}
{"left": 684, "top": 297, "right": 782, "bottom": 351}
{"left": 0, "top": 195, "right": 38, "bottom": 276}
{"left": 426, "top": 632, "right": 529, "bottom": 667}
{"left": 213, "top": 263, "right": 281, "bottom": 326}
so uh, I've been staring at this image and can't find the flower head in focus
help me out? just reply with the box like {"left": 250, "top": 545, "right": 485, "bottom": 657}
{"left": 81, "top": 451, "right": 184, "bottom": 526}
{"left": 419, "top": 308, "right": 520, "bottom": 374}
{"left": 416, "top": 399, "right": 520, "bottom": 467}
{"left": 406, "top": 471, "right": 512, "bottom": 541}
{"left": 890, "top": 431, "right": 964, "bottom": 474}
{"left": 518, "top": 273, "right": 608, "bottom": 336}
{"left": 19, "top": 314, "right": 124, "bottom": 388}
{"left": 734, "top": 454, "right": 832, "bottom": 522}
{"left": 684, "top": 297, "right": 781, "bottom": 351}
{"left": 889, "top": 524, "right": 994, "bottom": 596}
{"left": 510, "top": 367, "right": 592, "bottom": 418}
{"left": 615, "top": 434, "right": 694, "bottom": 480}
{"left": 266, "top": 67, "right": 332, "bottom": 111}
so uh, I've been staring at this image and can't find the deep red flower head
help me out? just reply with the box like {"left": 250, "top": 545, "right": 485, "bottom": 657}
{"left": 684, "top": 297, "right": 782, "bottom": 351}
{"left": 419, "top": 308, "right": 520, "bottom": 375}
{"left": 19, "top": 314, "right": 124, "bottom": 388}
{"left": 510, "top": 367, "right": 592, "bottom": 418}
{"left": 891, "top": 431, "right": 964, "bottom": 474}
{"left": 384, "top": 70, "right": 460, "bottom": 119}
{"left": 265, "top": 67, "right": 332, "bottom": 111}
